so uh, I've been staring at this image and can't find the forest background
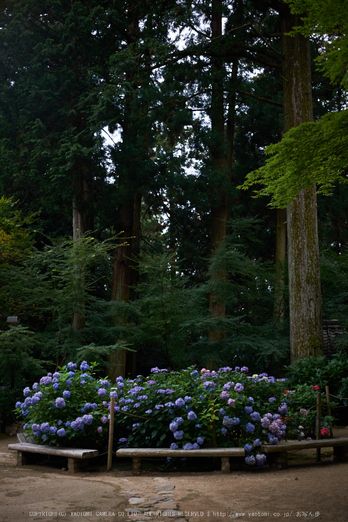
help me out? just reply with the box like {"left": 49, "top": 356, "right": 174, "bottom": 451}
{"left": 1, "top": 0, "right": 348, "bottom": 416}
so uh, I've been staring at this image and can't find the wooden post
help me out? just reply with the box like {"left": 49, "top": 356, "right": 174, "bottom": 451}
{"left": 316, "top": 392, "right": 322, "bottom": 461}
{"left": 325, "top": 385, "right": 334, "bottom": 437}
{"left": 107, "top": 397, "right": 115, "bottom": 471}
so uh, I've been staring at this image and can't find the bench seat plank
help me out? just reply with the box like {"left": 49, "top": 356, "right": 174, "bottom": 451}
{"left": 8, "top": 443, "right": 98, "bottom": 459}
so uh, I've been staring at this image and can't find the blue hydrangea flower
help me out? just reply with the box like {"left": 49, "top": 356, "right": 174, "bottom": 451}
{"left": 250, "top": 412, "right": 261, "bottom": 422}
{"left": 80, "top": 361, "right": 89, "bottom": 371}
{"left": 145, "top": 409, "right": 152, "bottom": 414}
{"left": 57, "top": 428, "right": 66, "bottom": 437}
{"left": 40, "top": 376, "right": 52, "bottom": 385}
{"left": 173, "top": 430, "right": 184, "bottom": 440}
{"left": 221, "top": 428, "right": 228, "bottom": 435}
{"left": 170, "top": 421, "right": 179, "bottom": 432}
{"left": 55, "top": 397, "right": 66, "bottom": 408}
{"left": 197, "top": 437, "right": 204, "bottom": 445}
{"left": 187, "top": 411, "right": 197, "bottom": 421}
{"left": 184, "top": 396, "right": 192, "bottom": 402}
{"left": 183, "top": 443, "right": 194, "bottom": 450}
{"left": 53, "top": 383, "right": 59, "bottom": 390}
{"left": 234, "top": 383, "right": 244, "bottom": 392}
{"left": 176, "top": 417, "right": 184, "bottom": 424}
{"left": 98, "top": 388, "right": 107, "bottom": 397}
{"left": 67, "top": 362, "right": 77, "bottom": 371}
{"left": 244, "top": 444, "right": 253, "bottom": 453}
{"left": 82, "top": 414, "right": 93, "bottom": 425}
{"left": 170, "top": 443, "right": 179, "bottom": 449}
{"left": 23, "top": 387, "right": 31, "bottom": 397}
{"left": 49, "top": 426, "right": 57, "bottom": 434}
{"left": 245, "top": 422, "right": 255, "bottom": 434}
{"left": 245, "top": 455, "right": 256, "bottom": 465}
{"left": 253, "top": 439, "right": 262, "bottom": 448}
{"left": 40, "top": 422, "right": 50, "bottom": 433}
{"left": 15, "top": 401, "right": 22, "bottom": 408}
{"left": 175, "top": 398, "right": 185, "bottom": 408}
{"left": 269, "top": 397, "right": 276, "bottom": 402}
{"left": 244, "top": 406, "right": 253, "bottom": 414}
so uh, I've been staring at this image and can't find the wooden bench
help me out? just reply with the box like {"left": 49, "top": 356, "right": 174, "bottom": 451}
{"left": 116, "top": 447, "right": 245, "bottom": 475}
{"left": 116, "top": 437, "right": 348, "bottom": 475}
{"left": 261, "top": 437, "right": 348, "bottom": 468}
{"left": 8, "top": 433, "right": 99, "bottom": 473}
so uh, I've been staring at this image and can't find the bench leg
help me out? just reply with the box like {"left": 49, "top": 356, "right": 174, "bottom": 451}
{"left": 132, "top": 457, "right": 142, "bottom": 475}
{"left": 67, "top": 458, "right": 89, "bottom": 474}
{"left": 268, "top": 451, "right": 288, "bottom": 469}
{"left": 333, "top": 445, "right": 348, "bottom": 462}
{"left": 17, "top": 451, "right": 29, "bottom": 466}
{"left": 221, "top": 457, "right": 230, "bottom": 473}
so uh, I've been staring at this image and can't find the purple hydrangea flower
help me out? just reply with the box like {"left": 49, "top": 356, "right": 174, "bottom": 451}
{"left": 57, "top": 428, "right": 66, "bottom": 437}
{"left": 234, "top": 383, "right": 244, "bottom": 392}
{"left": 97, "top": 426, "right": 103, "bottom": 434}
{"left": 241, "top": 366, "right": 249, "bottom": 372}
{"left": 253, "top": 439, "right": 262, "bottom": 448}
{"left": 269, "top": 397, "right": 276, "bottom": 403}
{"left": 256, "top": 454, "right": 267, "bottom": 465}
{"left": 175, "top": 398, "right": 185, "bottom": 408}
{"left": 176, "top": 417, "right": 184, "bottom": 424}
{"left": 145, "top": 409, "right": 152, "bottom": 414}
{"left": 184, "top": 396, "right": 192, "bottom": 402}
{"left": 245, "top": 455, "right": 256, "bottom": 465}
{"left": 67, "top": 362, "right": 77, "bottom": 371}
{"left": 147, "top": 380, "right": 156, "bottom": 385}
{"left": 221, "top": 391, "right": 230, "bottom": 400}
{"left": 278, "top": 403, "right": 288, "bottom": 415}
{"left": 227, "top": 398, "right": 235, "bottom": 407}
{"left": 203, "top": 381, "right": 216, "bottom": 390}
{"left": 98, "top": 388, "right": 107, "bottom": 397}
{"left": 49, "top": 426, "right": 57, "bottom": 434}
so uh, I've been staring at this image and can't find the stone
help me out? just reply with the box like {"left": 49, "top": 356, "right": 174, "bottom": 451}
{"left": 129, "top": 497, "right": 146, "bottom": 505}
{"left": 153, "top": 485, "right": 175, "bottom": 492}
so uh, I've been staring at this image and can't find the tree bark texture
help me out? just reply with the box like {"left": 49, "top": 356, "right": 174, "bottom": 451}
{"left": 281, "top": 6, "right": 324, "bottom": 362}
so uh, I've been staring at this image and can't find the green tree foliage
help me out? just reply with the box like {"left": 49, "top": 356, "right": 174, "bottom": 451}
{"left": 240, "top": 109, "right": 348, "bottom": 208}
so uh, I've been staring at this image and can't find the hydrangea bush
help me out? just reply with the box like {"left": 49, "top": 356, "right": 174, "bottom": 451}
{"left": 15, "top": 362, "right": 332, "bottom": 467}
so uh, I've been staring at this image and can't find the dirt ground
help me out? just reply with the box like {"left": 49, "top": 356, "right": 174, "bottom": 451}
{"left": 0, "top": 428, "right": 347, "bottom": 522}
